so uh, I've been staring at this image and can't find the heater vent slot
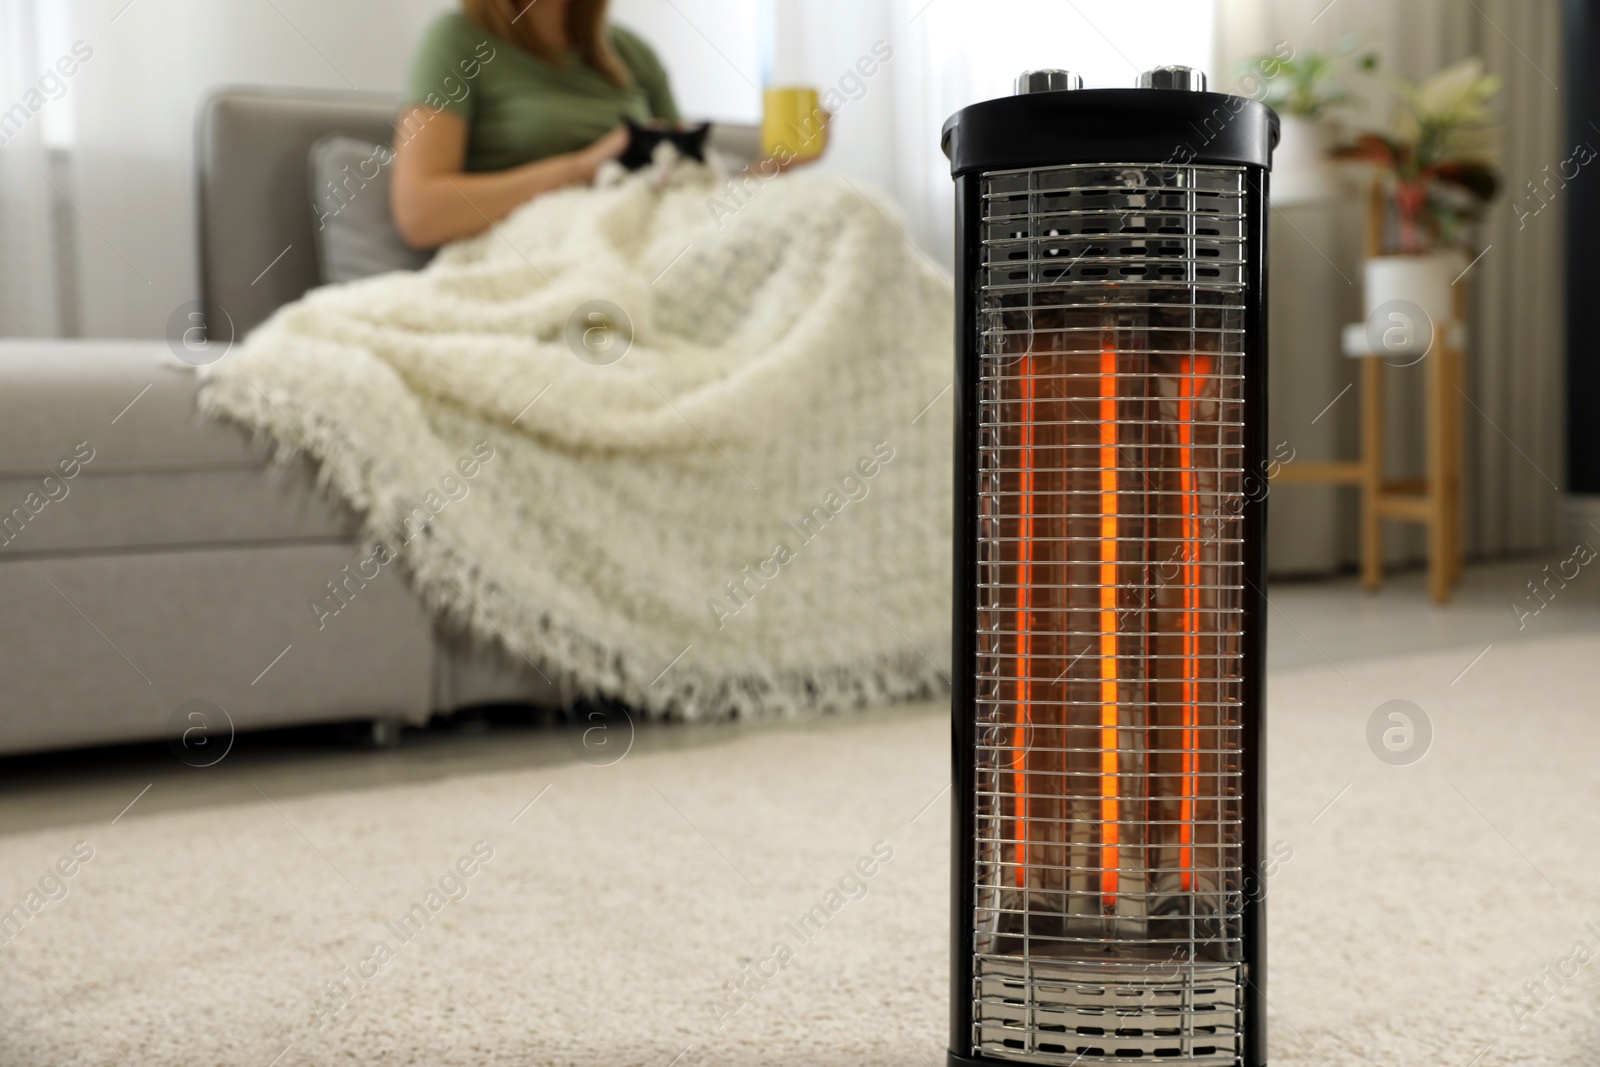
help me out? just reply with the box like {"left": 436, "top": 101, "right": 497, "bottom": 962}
{"left": 970, "top": 162, "right": 1250, "bottom": 1066}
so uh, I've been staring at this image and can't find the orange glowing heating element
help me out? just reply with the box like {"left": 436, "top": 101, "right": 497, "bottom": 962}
{"left": 1096, "top": 347, "right": 1120, "bottom": 907}
{"left": 1177, "top": 354, "right": 1213, "bottom": 893}
{"left": 1012, "top": 355, "right": 1035, "bottom": 891}
{"left": 1005, "top": 347, "right": 1214, "bottom": 911}
{"left": 1009, "top": 347, "right": 1123, "bottom": 908}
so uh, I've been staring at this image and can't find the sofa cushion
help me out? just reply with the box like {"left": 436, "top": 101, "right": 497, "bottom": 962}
{"left": 309, "top": 135, "right": 432, "bottom": 285}
{"left": 0, "top": 341, "right": 355, "bottom": 554}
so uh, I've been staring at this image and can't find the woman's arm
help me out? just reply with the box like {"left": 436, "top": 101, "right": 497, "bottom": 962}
{"left": 390, "top": 106, "right": 627, "bottom": 250}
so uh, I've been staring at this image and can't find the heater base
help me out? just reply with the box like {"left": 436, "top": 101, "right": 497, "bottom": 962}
{"left": 950, "top": 1056, "right": 1262, "bottom": 1067}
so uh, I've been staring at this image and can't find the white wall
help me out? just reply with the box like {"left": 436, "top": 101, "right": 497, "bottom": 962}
{"left": 610, "top": 0, "right": 761, "bottom": 123}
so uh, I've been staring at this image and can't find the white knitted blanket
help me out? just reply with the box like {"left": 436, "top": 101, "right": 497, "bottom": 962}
{"left": 200, "top": 160, "right": 953, "bottom": 720}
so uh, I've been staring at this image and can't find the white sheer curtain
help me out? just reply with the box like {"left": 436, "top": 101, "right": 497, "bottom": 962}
{"left": 0, "top": 0, "right": 63, "bottom": 336}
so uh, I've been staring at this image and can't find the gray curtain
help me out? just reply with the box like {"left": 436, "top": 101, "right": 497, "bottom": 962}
{"left": 1464, "top": 0, "right": 1566, "bottom": 556}
{"left": 1218, "top": 0, "right": 1567, "bottom": 572}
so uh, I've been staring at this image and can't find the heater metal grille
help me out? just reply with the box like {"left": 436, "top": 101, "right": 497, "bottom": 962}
{"left": 970, "top": 163, "right": 1250, "bottom": 1066}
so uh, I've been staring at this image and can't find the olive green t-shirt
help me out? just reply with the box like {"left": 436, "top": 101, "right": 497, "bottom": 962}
{"left": 402, "top": 14, "right": 680, "bottom": 173}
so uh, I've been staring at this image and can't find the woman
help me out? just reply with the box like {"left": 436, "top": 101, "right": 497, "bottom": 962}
{"left": 391, "top": 0, "right": 678, "bottom": 250}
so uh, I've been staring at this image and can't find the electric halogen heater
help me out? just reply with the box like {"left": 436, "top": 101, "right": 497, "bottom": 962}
{"left": 942, "top": 67, "right": 1278, "bottom": 1067}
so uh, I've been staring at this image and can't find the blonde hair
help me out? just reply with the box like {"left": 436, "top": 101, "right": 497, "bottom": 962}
{"left": 460, "top": 0, "right": 632, "bottom": 87}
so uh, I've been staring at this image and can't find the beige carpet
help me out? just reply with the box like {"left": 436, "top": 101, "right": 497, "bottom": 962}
{"left": 1, "top": 635, "right": 1597, "bottom": 1066}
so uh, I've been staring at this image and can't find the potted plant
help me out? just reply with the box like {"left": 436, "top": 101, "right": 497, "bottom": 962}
{"left": 1240, "top": 38, "right": 1376, "bottom": 204}
{"left": 1335, "top": 58, "right": 1502, "bottom": 323}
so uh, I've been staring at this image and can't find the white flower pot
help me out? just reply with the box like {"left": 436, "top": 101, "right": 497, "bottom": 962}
{"left": 1269, "top": 115, "right": 1338, "bottom": 205}
{"left": 1360, "top": 251, "right": 1466, "bottom": 359}
{"left": 1363, "top": 251, "right": 1462, "bottom": 323}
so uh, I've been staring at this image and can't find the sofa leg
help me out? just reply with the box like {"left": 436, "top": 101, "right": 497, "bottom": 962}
{"left": 365, "top": 716, "right": 404, "bottom": 750}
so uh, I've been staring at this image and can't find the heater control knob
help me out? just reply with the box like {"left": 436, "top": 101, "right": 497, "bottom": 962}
{"left": 1014, "top": 69, "right": 1083, "bottom": 95}
{"left": 1137, "top": 65, "right": 1208, "bottom": 92}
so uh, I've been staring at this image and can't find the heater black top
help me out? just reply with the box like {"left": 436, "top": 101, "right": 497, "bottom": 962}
{"left": 941, "top": 86, "right": 1279, "bottom": 176}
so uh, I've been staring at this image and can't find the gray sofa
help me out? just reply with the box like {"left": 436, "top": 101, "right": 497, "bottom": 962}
{"left": 0, "top": 86, "right": 760, "bottom": 757}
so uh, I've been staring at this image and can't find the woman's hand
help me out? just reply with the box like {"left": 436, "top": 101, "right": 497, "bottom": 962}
{"left": 392, "top": 110, "right": 633, "bottom": 249}
{"left": 573, "top": 124, "right": 629, "bottom": 181}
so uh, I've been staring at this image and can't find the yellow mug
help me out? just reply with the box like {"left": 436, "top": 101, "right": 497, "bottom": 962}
{"left": 761, "top": 86, "right": 826, "bottom": 162}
